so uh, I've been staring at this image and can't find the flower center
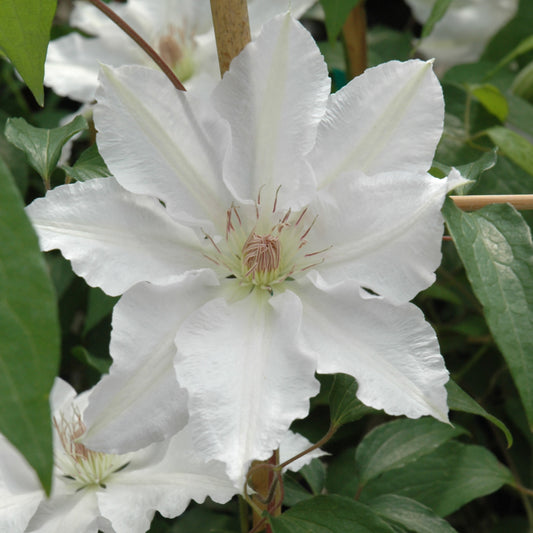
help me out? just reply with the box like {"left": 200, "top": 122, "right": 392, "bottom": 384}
{"left": 156, "top": 26, "right": 195, "bottom": 82}
{"left": 242, "top": 232, "right": 281, "bottom": 276}
{"left": 54, "top": 409, "right": 129, "bottom": 491}
{"left": 204, "top": 192, "right": 328, "bottom": 293}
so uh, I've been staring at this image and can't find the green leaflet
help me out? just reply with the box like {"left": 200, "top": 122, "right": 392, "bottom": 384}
{"left": 0, "top": 157, "right": 59, "bottom": 493}
{"left": 443, "top": 199, "right": 533, "bottom": 429}
{"left": 360, "top": 441, "right": 512, "bottom": 516}
{"left": 355, "top": 418, "right": 465, "bottom": 486}
{"left": 420, "top": 0, "right": 453, "bottom": 40}
{"left": 270, "top": 495, "right": 395, "bottom": 533}
{"left": 0, "top": 0, "right": 57, "bottom": 106}
{"left": 320, "top": 0, "right": 362, "bottom": 43}
{"left": 5, "top": 115, "right": 88, "bottom": 186}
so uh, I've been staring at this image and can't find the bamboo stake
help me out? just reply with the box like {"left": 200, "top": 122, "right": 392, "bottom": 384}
{"left": 342, "top": 1, "right": 367, "bottom": 79}
{"left": 210, "top": 0, "right": 251, "bottom": 76}
{"left": 451, "top": 194, "right": 533, "bottom": 211}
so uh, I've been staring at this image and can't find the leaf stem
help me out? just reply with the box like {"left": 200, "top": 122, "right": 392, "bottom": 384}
{"left": 85, "top": 0, "right": 186, "bottom": 91}
{"left": 277, "top": 424, "right": 338, "bottom": 471}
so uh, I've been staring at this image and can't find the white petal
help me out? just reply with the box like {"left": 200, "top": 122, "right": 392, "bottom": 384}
{"left": 25, "top": 492, "right": 106, "bottom": 533}
{"left": 0, "top": 436, "right": 42, "bottom": 533}
{"left": 44, "top": 33, "right": 143, "bottom": 103}
{"left": 98, "top": 427, "right": 236, "bottom": 533}
{"left": 26, "top": 177, "right": 202, "bottom": 296}
{"left": 313, "top": 171, "right": 448, "bottom": 304}
{"left": 310, "top": 59, "right": 444, "bottom": 188}
{"left": 248, "top": 0, "right": 316, "bottom": 28}
{"left": 175, "top": 290, "right": 319, "bottom": 482}
{"left": 95, "top": 64, "right": 231, "bottom": 228}
{"left": 212, "top": 13, "right": 330, "bottom": 209}
{"left": 298, "top": 276, "right": 449, "bottom": 422}
{"left": 279, "top": 431, "right": 328, "bottom": 473}
{"left": 406, "top": 0, "right": 518, "bottom": 66}
{"left": 83, "top": 270, "right": 220, "bottom": 453}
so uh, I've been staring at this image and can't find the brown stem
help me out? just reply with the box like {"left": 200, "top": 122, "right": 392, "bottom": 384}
{"left": 210, "top": 0, "right": 251, "bottom": 76}
{"left": 85, "top": 0, "right": 186, "bottom": 91}
{"left": 342, "top": 1, "right": 367, "bottom": 80}
{"left": 451, "top": 194, "right": 533, "bottom": 211}
{"left": 278, "top": 424, "right": 338, "bottom": 471}
{"left": 249, "top": 450, "right": 280, "bottom": 532}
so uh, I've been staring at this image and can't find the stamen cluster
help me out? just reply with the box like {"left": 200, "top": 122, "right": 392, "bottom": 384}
{"left": 54, "top": 409, "right": 129, "bottom": 490}
{"left": 204, "top": 192, "right": 327, "bottom": 293}
{"left": 156, "top": 24, "right": 195, "bottom": 82}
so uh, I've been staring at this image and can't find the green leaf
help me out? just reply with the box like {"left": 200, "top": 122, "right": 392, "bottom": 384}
{"left": 507, "top": 93, "right": 533, "bottom": 140}
{"left": 512, "top": 61, "right": 533, "bottom": 102}
{"left": 486, "top": 34, "right": 533, "bottom": 78}
{"left": 71, "top": 346, "right": 111, "bottom": 375}
{"left": 299, "top": 458, "right": 327, "bottom": 495}
{"left": 446, "top": 379, "right": 513, "bottom": 447}
{"left": 420, "top": 0, "right": 453, "bottom": 39}
{"left": 0, "top": 0, "right": 57, "bottom": 106}
{"left": 5, "top": 115, "right": 88, "bottom": 184}
{"left": 270, "top": 495, "right": 396, "bottom": 533}
{"left": 329, "top": 373, "right": 377, "bottom": 427}
{"left": 470, "top": 84, "right": 508, "bottom": 122}
{"left": 433, "top": 149, "right": 498, "bottom": 195}
{"left": 368, "top": 26, "right": 412, "bottom": 66}
{"left": 283, "top": 473, "right": 315, "bottom": 506}
{"left": 443, "top": 200, "right": 533, "bottom": 428}
{"left": 83, "top": 287, "right": 119, "bottom": 336}
{"left": 360, "top": 441, "right": 513, "bottom": 516}
{"left": 368, "top": 495, "right": 458, "bottom": 533}
{"left": 355, "top": 418, "right": 465, "bottom": 485}
{"left": 486, "top": 126, "right": 533, "bottom": 176}
{"left": 468, "top": 155, "right": 533, "bottom": 229}
{"left": 320, "top": 0, "right": 362, "bottom": 43}
{"left": 325, "top": 447, "right": 359, "bottom": 497}
{"left": 62, "top": 144, "right": 112, "bottom": 183}
{"left": 0, "top": 157, "right": 59, "bottom": 493}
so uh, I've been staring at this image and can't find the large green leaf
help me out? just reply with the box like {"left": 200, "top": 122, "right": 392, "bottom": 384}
{"left": 355, "top": 418, "right": 465, "bottom": 486}
{"left": 320, "top": 0, "right": 362, "bottom": 43}
{"left": 446, "top": 380, "right": 513, "bottom": 446}
{"left": 270, "top": 495, "right": 396, "bottom": 533}
{"left": 443, "top": 200, "right": 533, "bottom": 429}
{"left": 368, "top": 495, "right": 458, "bottom": 533}
{"left": 329, "top": 373, "right": 377, "bottom": 427}
{"left": 0, "top": 157, "right": 59, "bottom": 492}
{"left": 0, "top": 0, "right": 57, "bottom": 106}
{"left": 5, "top": 115, "right": 87, "bottom": 186}
{"left": 486, "top": 126, "right": 533, "bottom": 176}
{"left": 359, "top": 441, "right": 512, "bottom": 516}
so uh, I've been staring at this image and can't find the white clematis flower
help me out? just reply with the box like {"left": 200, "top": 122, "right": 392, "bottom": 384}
{"left": 0, "top": 378, "right": 238, "bottom": 533}
{"left": 28, "top": 14, "right": 461, "bottom": 482}
{"left": 406, "top": 0, "right": 518, "bottom": 69}
{"left": 44, "top": 0, "right": 315, "bottom": 101}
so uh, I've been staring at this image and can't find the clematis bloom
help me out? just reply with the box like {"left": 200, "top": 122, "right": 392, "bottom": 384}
{"left": 0, "top": 379, "right": 238, "bottom": 533}
{"left": 28, "top": 14, "right": 463, "bottom": 481}
{"left": 405, "top": 0, "right": 518, "bottom": 69}
{"left": 44, "top": 0, "right": 315, "bottom": 101}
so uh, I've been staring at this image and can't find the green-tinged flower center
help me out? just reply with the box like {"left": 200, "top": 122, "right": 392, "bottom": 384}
{"left": 54, "top": 409, "right": 129, "bottom": 491}
{"left": 204, "top": 193, "right": 328, "bottom": 293}
{"left": 156, "top": 26, "right": 195, "bottom": 83}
